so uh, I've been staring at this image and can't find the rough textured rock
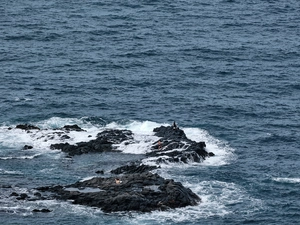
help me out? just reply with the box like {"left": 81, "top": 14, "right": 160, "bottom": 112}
{"left": 32, "top": 208, "right": 51, "bottom": 213}
{"left": 48, "top": 125, "right": 214, "bottom": 163}
{"left": 62, "top": 125, "right": 86, "bottom": 132}
{"left": 16, "top": 124, "right": 40, "bottom": 131}
{"left": 36, "top": 172, "right": 200, "bottom": 213}
{"left": 111, "top": 163, "right": 159, "bottom": 174}
{"left": 16, "top": 193, "right": 28, "bottom": 200}
{"left": 147, "top": 125, "right": 213, "bottom": 164}
{"left": 9, "top": 124, "right": 213, "bottom": 213}
{"left": 50, "top": 129, "right": 133, "bottom": 156}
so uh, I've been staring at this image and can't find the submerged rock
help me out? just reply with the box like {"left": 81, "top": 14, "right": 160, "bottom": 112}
{"left": 16, "top": 193, "right": 28, "bottom": 200}
{"left": 32, "top": 208, "right": 51, "bottom": 213}
{"left": 23, "top": 145, "right": 33, "bottom": 150}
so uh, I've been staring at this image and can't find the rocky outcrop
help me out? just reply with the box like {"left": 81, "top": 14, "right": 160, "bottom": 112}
{"left": 61, "top": 124, "right": 86, "bottom": 132}
{"left": 48, "top": 124, "right": 214, "bottom": 163}
{"left": 23, "top": 145, "right": 33, "bottom": 150}
{"left": 36, "top": 172, "right": 200, "bottom": 213}
{"left": 147, "top": 125, "right": 214, "bottom": 164}
{"left": 16, "top": 124, "right": 40, "bottom": 131}
{"left": 9, "top": 123, "right": 214, "bottom": 213}
{"left": 111, "top": 163, "right": 159, "bottom": 174}
{"left": 50, "top": 129, "right": 134, "bottom": 156}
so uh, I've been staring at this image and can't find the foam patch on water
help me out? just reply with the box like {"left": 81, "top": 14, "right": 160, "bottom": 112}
{"left": 0, "top": 153, "right": 42, "bottom": 160}
{"left": 0, "top": 184, "right": 103, "bottom": 217}
{"left": 0, "top": 198, "right": 102, "bottom": 218}
{"left": 107, "top": 120, "right": 162, "bottom": 154}
{"left": 0, "top": 117, "right": 103, "bottom": 155}
{"left": 273, "top": 177, "right": 300, "bottom": 183}
{"left": 183, "top": 128, "right": 235, "bottom": 166}
{"left": 0, "top": 169, "right": 23, "bottom": 175}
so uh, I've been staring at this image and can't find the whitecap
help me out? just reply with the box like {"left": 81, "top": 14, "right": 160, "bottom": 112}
{"left": 0, "top": 169, "right": 22, "bottom": 174}
{"left": 107, "top": 120, "right": 235, "bottom": 167}
{"left": 0, "top": 153, "right": 41, "bottom": 160}
{"left": 80, "top": 176, "right": 97, "bottom": 182}
{"left": 0, "top": 119, "right": 235, "bottom": 168}
{"left": 183, "top": 127, "right": 235, "bottom": 166}
{"left": 125, "top": 178, "right": 263, "bottom": 224}
{"left": 273, "top": 177, "right": 300, "bottom": 183}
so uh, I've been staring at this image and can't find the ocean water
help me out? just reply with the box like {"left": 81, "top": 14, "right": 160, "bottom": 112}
{"left": 1, "top": 0, "right": 300, "bottom": 224}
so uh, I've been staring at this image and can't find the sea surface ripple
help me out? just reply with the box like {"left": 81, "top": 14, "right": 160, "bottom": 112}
{"left": 1, "top": 0, "right": 300, "bottom": 224}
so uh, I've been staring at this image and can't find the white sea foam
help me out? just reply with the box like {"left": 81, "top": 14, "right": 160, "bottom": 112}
{"left": 0, "top": 198, "right": 102, "bottom": 217}
{"left": 107, "top": 120, "right": 235, "bottom": 167}
{"left": 105, "top": 120, "right": 160, "bottom": 154}
{"left": 273, "top": 177, "right": 300, "bottom": 183}
{"left": 0, "top": 169, "right": 22, "bottom": 175}
{"left": 14, "top": 97, "right": 33, "bottom": 102}
{"left": 0, "top": 118, "right": 244, "bottom": 221}
{"left": 0, "top": 118, "right": 235, "bottom": 168}
{"left": 125, "top": 179, "right": 263, "bottom": 224}
{"left": 0, "top": 117, "right": 102, "bottom": 154}
{"left": 0, "top": 155, "right": 38, "bottom": 160}
{"left": 183, "top": 128, "right": 235, "bottom": 166}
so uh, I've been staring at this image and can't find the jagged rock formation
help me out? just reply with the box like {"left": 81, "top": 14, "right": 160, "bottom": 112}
{"left": 10, "top": 123, "right": 214, "bottom": 213}
{"left": 50, "top": 129, "right": 133, "bottom": 156}
{"left": 36, "top": 172, "right": 200, "bottom": 213}
{"left": 16, "top": 124, "right": 40, "bottom": 131}
{"left": 111, "top": 163, "right": 159, "bottom": 174}
{"left": 147, "top": 125, "right": 214, "bottom": 163}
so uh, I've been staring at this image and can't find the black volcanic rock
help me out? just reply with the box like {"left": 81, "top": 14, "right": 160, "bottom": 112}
{"left": 18, "top": 124, "right": 214, "bottom": 213}
{"left": 36, "top": 172, "right": 200, "bottom": 213}
{"left": 10, "top": 192, "right": 19, "bottom": 197}
{"left": 153, "top": 125, "right": 187, "bottom": 140}
{"left": 32, "top": 208, "right": 51, "bottom": 213}
{"left": 111, "top": 163, "right": 159, "bottom": 174}
{"left": 23, "top": 145, "right": 33, "bottom": 150}
{"left": 62, "top": 125, "right": 86, "bottom": 132}
{"left": 147, "top": 125, "right": 212, "bottom": 164}
{"left": 16, "top": 124, "right": 40, "bottom": 131}
{"left": 50, "top": 129, "right": 133, "bottom": 156}
{"left": 16, "top": 193, "right": 28, "bottom": 200}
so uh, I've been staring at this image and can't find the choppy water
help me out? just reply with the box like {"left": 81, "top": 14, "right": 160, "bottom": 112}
{"left": 1, "top": 0, "right": 300, "bottom": 224}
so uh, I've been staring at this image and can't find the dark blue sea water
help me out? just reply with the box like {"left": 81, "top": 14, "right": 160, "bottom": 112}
{"left": 1, "top": 0, "right": 300, "bottom": 224}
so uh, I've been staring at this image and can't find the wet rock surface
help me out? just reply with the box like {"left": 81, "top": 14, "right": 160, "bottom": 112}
{"left": 9, "top": 123, "right": 214, "bottom": 213}
{"left": 16, "top": 124, "right": 40, "bottom": 131}
{"left": 110, "top": 163, "right": 159, "bottom": 174}
{"left": 147, "top": 125, "right": 213, "bottom": 163}
{"left": 50, "top": 129, "right": 134, "bottom": 156}
{"left": 36, "top": 172, "right": 200, "bottom": 213}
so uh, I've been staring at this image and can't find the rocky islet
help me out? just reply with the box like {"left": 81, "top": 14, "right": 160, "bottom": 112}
{"left": 11, "top": 123, "right": 214, "bottom": 212}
